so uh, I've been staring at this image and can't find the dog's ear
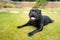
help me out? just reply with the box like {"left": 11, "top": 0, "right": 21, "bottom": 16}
{"left": 29, "top": 9, "right": 41, "bottom": 14}
{"left": 36, "top": 9, "right": 41, "bottom": 14}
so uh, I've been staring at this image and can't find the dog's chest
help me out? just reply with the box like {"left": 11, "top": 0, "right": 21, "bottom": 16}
{"left": 30, "top": 21, "right": 35, "bottom": 25}
{"left": 30, "top": 20, "right": 40, "bottom": 27}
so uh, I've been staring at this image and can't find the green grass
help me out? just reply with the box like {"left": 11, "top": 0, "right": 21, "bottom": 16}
{"left": 0, "top": 8, "right": 60, "bottom": 40}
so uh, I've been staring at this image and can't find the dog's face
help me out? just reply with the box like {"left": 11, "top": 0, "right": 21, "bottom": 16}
{"left": 29, "top": 9, "right": 41, "bottom": 21}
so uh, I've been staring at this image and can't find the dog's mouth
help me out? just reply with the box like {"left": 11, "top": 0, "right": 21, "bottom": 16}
{"left": 30, "top": 15, "right": 36, "bottom": 20}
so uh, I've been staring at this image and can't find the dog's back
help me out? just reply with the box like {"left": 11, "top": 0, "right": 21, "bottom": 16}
{"left": 43, "top": 16, "right": 54, "bottom": 25}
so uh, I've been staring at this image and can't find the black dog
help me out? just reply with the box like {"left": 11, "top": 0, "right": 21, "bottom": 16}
{"left": 17, "top": 9, "right": 54, "bottom": 36}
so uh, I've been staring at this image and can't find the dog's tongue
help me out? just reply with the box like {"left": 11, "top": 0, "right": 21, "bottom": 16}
{"left": 31, "top": 17, "right": 36, "bottom": 20}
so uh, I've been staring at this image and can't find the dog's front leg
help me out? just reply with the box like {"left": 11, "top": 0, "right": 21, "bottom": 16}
{"left": 28, "top": 23, "right": 43, "bottom": 36}
{"left": 17, "top": 21, "right": 30, "bottom": 29}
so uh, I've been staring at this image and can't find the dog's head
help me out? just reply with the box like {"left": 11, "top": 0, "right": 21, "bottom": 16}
{"left": 29, "top": 9, "right": 41, "bottom": 21}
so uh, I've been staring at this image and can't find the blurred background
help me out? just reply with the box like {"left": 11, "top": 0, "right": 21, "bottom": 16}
{"left": 0, "top": 0, "right": 60, "bottom": 40}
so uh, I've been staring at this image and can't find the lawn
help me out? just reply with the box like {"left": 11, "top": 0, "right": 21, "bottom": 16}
{"left": 0, "top": 8, "right": 60, "bottom": 40}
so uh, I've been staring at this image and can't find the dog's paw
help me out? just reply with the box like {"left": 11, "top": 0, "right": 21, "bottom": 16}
{"left": 17, "top": 26, "right": 21, "bottom": 28}
{"left": 28, "top": 32, "right": 34, "bottom": 36}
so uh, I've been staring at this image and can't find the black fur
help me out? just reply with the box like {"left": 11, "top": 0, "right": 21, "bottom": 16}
{"left": 17, "top": 9, "right": 54, "bottom": 36}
